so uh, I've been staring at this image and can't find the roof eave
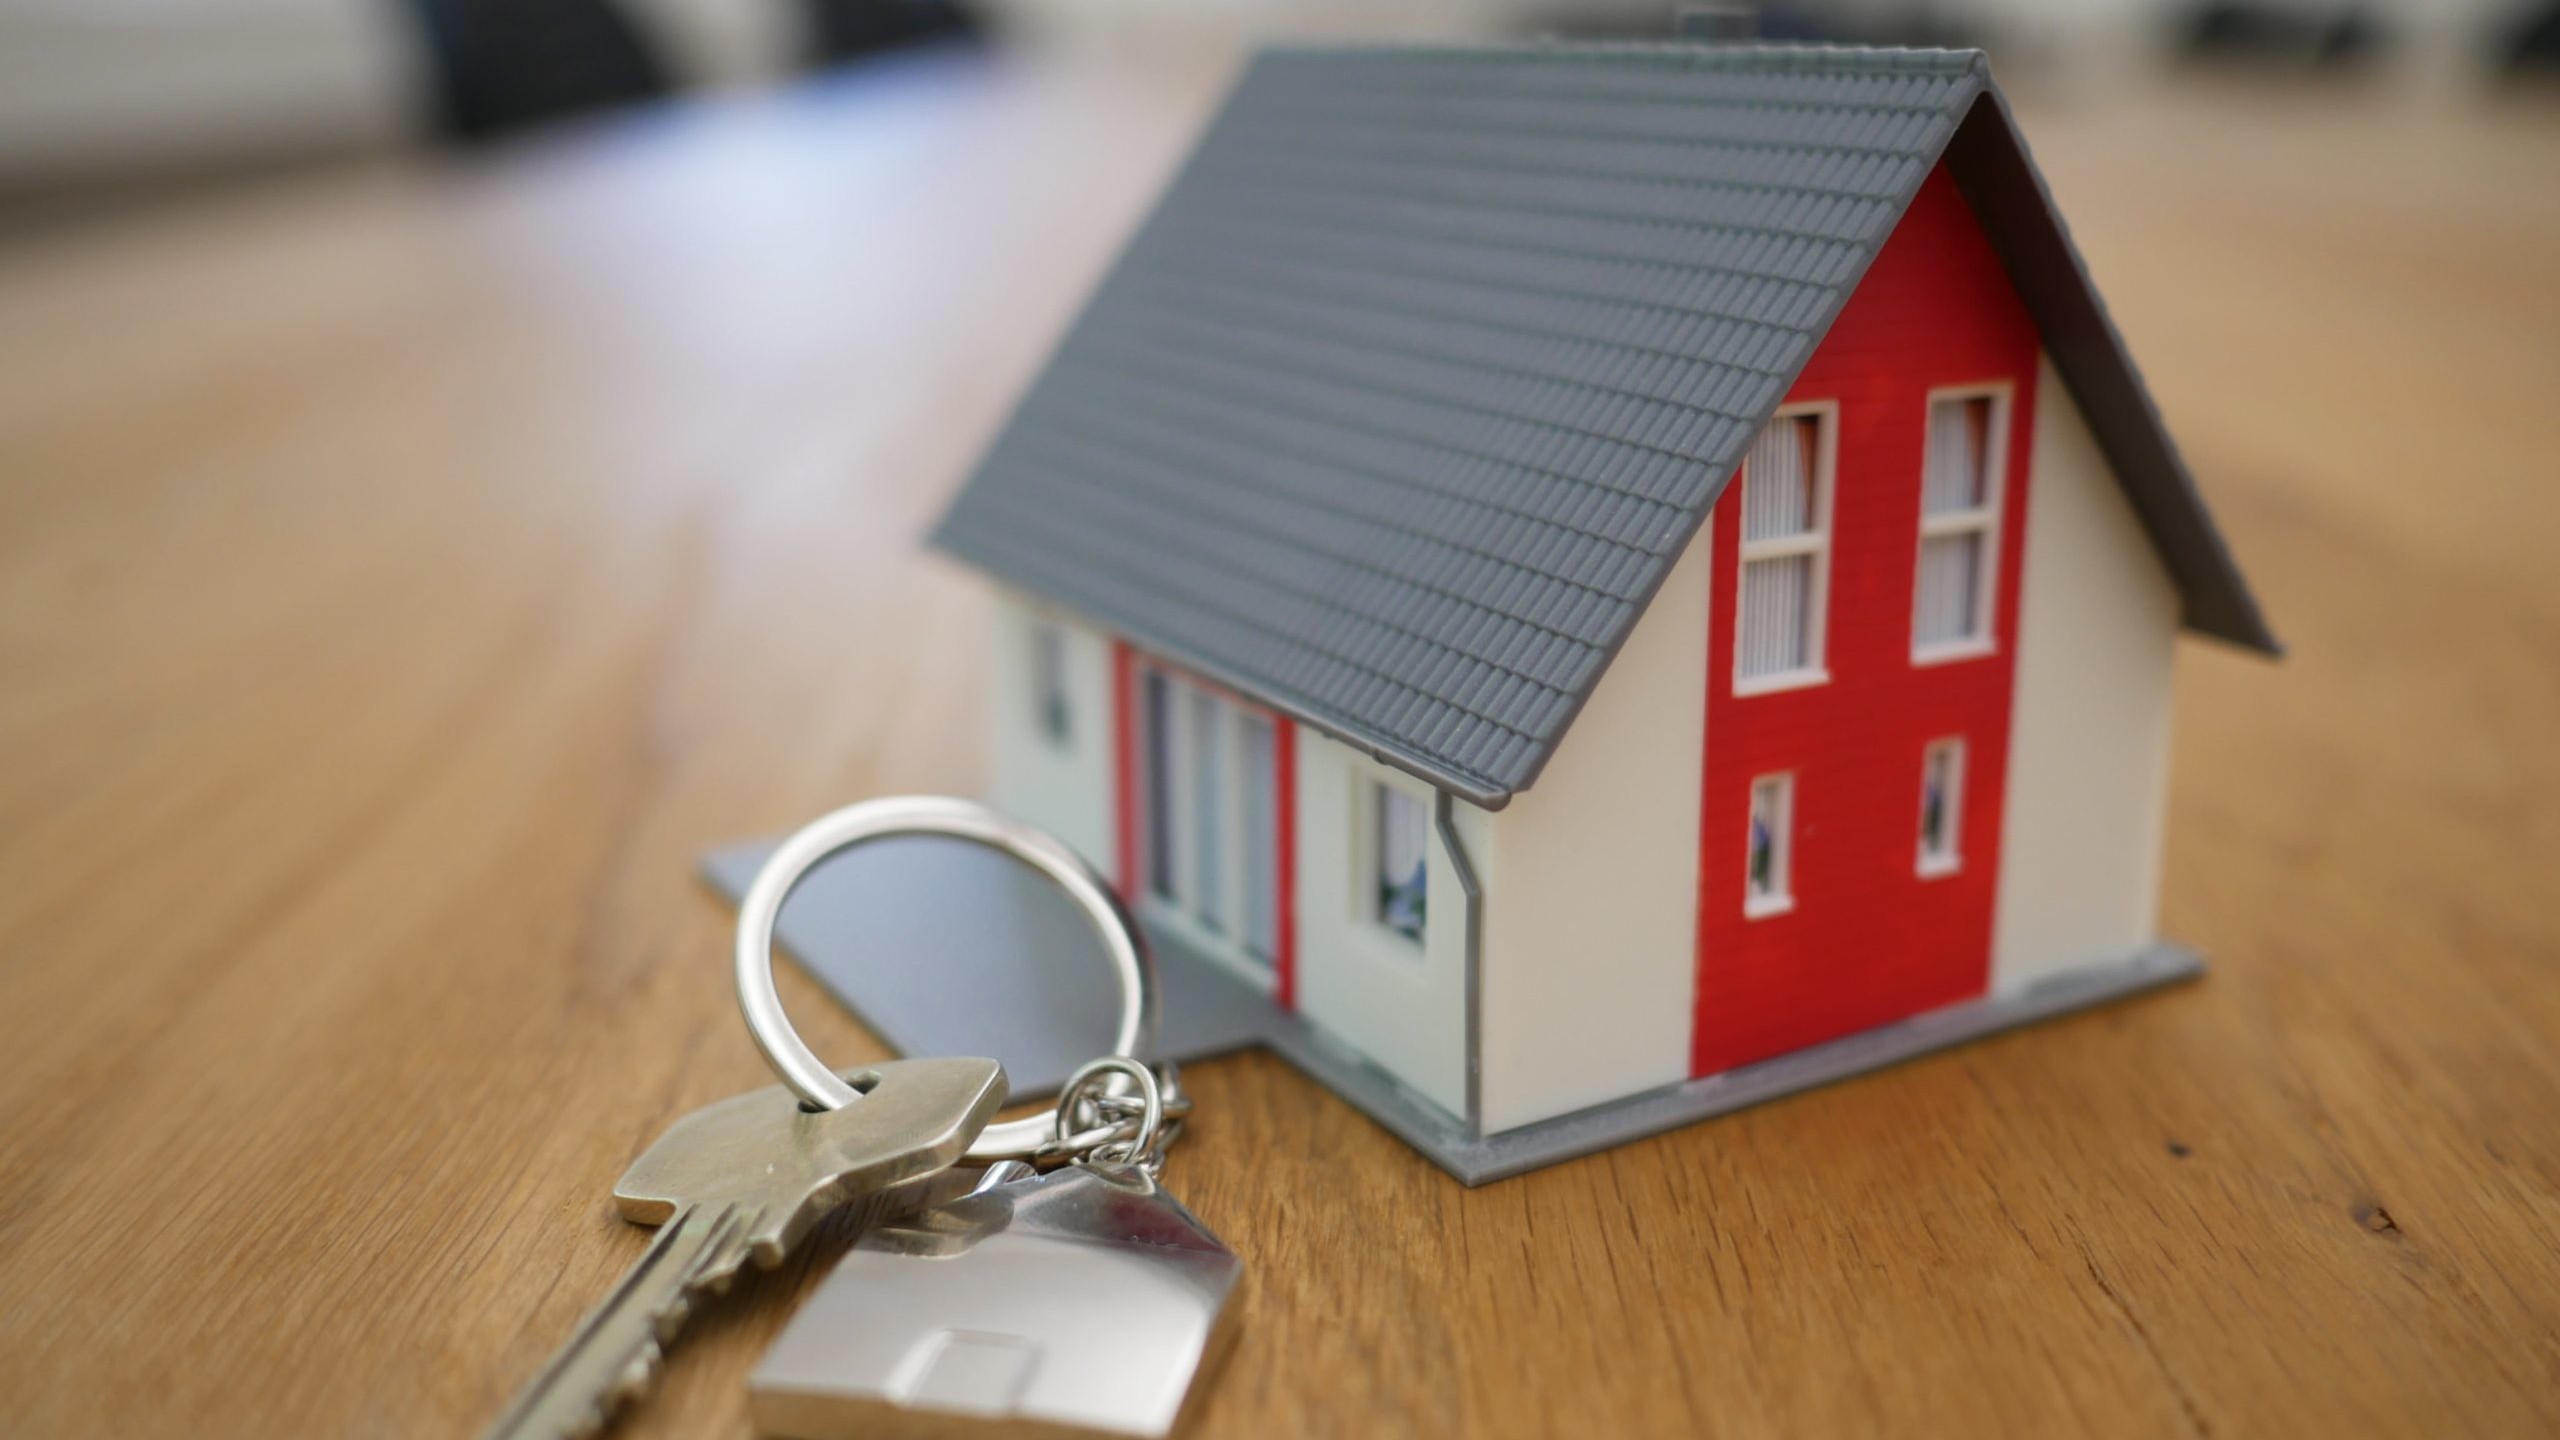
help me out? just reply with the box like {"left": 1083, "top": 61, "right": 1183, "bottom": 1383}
{"left": 962, "top": 573, "right": 1521, "bottom": 809}
{"left": 1945, "top": 82, "right": 2283, "bottom": 657}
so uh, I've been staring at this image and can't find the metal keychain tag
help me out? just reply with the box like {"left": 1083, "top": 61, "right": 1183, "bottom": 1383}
{"left": 749, "top": 1153, "right": 1240, "bottom": 1438}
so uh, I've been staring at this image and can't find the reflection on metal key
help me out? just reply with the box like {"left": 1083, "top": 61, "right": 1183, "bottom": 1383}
{"left": 750, "top": 1159, "right": 1243, "bottom": 1439}
{"left": 483, "top": 1056, "right": 1007, "bottom": 1440}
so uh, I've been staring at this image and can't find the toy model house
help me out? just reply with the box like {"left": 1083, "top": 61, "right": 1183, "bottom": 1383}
{"left": 930, "top": 42, "right": 2276, "bottom": 1181}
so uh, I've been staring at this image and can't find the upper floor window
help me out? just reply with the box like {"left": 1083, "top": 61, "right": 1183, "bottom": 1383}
{"left": 1735, "top": 406, "right": 1835, "bottom": 693}
{"left": 1918, "top": 737, "right": 1965, "bottom": 876}
{"left": 1372, "top": 782, "right": 1429, "bottom": 945}
{"left": 1914, "top": 389, "right": 2008, "bottom": 659}
{"left": 1031, "top": 620, "right": 1071, "bottom": 747}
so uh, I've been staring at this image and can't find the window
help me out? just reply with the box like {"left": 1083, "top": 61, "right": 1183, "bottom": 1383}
{"left": 1142, "top": 669, "right": 1175, "bottom": 901}
{"left": 1745, "top": 774, "right": 1794, "bottom": 917}
{"left": 1735, "top": 408, "right": 1834, "bottom": 692}
{"left": 1187, "top": 686, "right": 1224, "bottom": 931}
{"left": 1134, "top": 661, "right": 1283, "bottom": 976}
{"left": 1373, "top": 783, "right": 1429, "bottom": 944}
{"left": 1239, "top": 715, "right": 1279, "bottom": 962}
{"left": 1918, "top": 738, "right": 1965, "bottom": 876}
{"left": 1031, "top": 621, "right": 1071, "bottom": 746}
{"left": 1914, "top": 390, "right": 2006, "bottom": 658}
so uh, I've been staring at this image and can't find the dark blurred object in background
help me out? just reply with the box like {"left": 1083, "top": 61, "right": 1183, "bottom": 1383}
{"left": 4, "top": 0, "right": 2553, "bottom": 245}
{"left": 801, "top": 0, "right": 978, "bottom": 67}
{"left": 404, "top": 0, "right": 672, "bottom": 142}
{"left": 1582, "top": 2, "right": 1850, "bottom": 42}
{"left": 401, "top": 0, "right": 979, "bottom": 143}
{"left": 2495, "top": 0, "right": 2560, "bottom": 79}
{"left": 2175, "top": 1, "right": 2394, "bottom": 72}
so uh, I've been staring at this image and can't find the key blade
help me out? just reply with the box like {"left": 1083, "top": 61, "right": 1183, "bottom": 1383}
{"left": 482, "top": 1202, "right": 739, "bottom": 1440}
{"left": 615, "top": 1057, "right": 1006, "bottom": 1237}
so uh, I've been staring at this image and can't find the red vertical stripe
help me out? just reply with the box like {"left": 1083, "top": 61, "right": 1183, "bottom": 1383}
{"left": 1691, "top": 164, "right": 2035, "bottom": 1077}
{"left": 1111, "top": 640, "right": 1138, "bottom": 901}
{"left": 1273, "top": 714, "right": 1299, "bottom": 1012}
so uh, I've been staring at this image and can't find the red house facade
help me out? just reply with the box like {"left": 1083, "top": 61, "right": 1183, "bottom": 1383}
{"left": 1695, "top": 166, "right": 2042, "bottom": 1075}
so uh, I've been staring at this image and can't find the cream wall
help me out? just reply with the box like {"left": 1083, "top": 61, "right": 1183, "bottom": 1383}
{"left": 1992, "top": 354, "right": 2182, "bottom": 990}
{"left": 1290, "top": 731, "right": 1479, "bottom": 1119}
{"left": 1472, "top": 528, "right": 1709, "bottom": 1134}
{"left": 986, "top": 591, "right": 1115, "bottom": 873}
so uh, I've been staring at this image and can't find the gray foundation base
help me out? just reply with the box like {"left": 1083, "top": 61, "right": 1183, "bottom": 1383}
{"left": 703, "top": 838, "right": 2202, "bottom": 1185}
{"left": 1266, "top": 943, "right": 2203, "bottom": 1185}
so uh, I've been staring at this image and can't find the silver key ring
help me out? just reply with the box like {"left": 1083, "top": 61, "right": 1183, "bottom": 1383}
{"left": 733, "top": 794, "right": 1159, "bottom": 1163}
{"left": 1055, "top": 1056, "right": 1166, "bottom": 1169}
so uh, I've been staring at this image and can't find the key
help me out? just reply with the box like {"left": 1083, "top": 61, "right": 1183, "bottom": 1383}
{"left": 484, "top": 1054, "right": 1008, "bottom": 1440}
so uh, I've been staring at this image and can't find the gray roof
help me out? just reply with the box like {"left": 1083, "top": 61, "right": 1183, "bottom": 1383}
{"left": 932, "top": 42, "right": 2277, "bottom": 806}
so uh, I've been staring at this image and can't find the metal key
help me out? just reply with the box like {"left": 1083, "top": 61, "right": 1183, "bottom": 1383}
{"left": 484, "top": 1055, "right": 1008, "bottom": 1440}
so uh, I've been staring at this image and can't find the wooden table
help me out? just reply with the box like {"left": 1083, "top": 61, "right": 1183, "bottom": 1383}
{"left": 4, "top": 49, "right": 2557, "bottom": 1438}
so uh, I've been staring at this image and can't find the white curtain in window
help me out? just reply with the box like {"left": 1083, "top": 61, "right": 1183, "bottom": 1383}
{"left": 1743, "top": 415, "right": 1816, "bottom": 539}
{"left": 1740, "top": 553, "right": 1812, "bottom": 678}
{"left": 1239, "top": 715, "right": 1276, "bottom": 961}
{"left": 1143, "top": 670, "right": 1174, "bottom": 900}
{"left": 1915, "top": 395, "right": 1999, "bottom": 651}
{"left": 1923, "top": 397, "right": 1991, "bottom": 514}
{"left": 1915, "top": 533, "right": 1984, "bottom": 647}
{"left": 1187, "top": 685, "right": 1224, "bottom": 932}
{"left": 1737, "top": 413, "right": 1824, "bottom": 683}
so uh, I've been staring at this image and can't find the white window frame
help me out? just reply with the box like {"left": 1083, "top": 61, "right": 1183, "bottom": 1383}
{"left": 1744, "top": 772, "right": 1796, "bottom": 919}
{"left": 1911, "top": 382, "right": 2011, "bottom": 665}
{"left": 1917, "top": 737, "right": 1966, "bottom": 878}
{"left": 1362, "top": 777, "right": 1431, "bottom": 951}
{"left": 1134, "top": 659, "right": 1282, "bottom": 987}
{"left": 1733, "top": 401, "right": 1839, "bottom": 696}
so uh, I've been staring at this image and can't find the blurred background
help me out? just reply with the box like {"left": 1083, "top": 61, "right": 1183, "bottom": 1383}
{"left": 3, "top": 0, "right": 2557, "bottom": 233}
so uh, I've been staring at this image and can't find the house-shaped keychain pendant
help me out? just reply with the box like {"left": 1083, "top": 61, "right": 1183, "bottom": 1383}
{"left": 750, "top": 1162, "right": 1242, "bottom": 1439}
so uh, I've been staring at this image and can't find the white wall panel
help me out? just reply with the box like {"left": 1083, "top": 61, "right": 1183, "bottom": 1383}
{"left": 1474, "top": 527, "right": 1709, "bottom": 1134}
{"left": 1289, "top": 731, "right": 1473, "bottom": 1118}
{"left": 986, "top": 591, "right": 1114, "bottom": 874}
{"left": 1992, "top": 354, "right": 2182, "bottom": 990}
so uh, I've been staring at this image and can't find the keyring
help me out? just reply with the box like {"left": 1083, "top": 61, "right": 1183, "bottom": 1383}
{"left": 1054, "top": 1055, "right": 1164, "bottom": 1166}
{"left": 733, "top": 794, "right": 1159, "bottom": 1162}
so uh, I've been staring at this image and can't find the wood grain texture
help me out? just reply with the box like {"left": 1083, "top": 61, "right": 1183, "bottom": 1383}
{"left": 3, "top": 50, "right": 2558, "bottom": 1438}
